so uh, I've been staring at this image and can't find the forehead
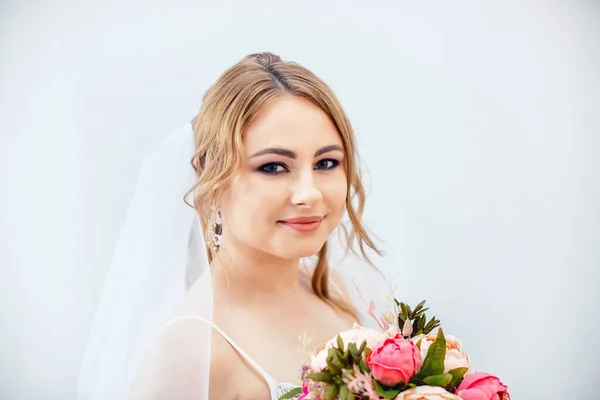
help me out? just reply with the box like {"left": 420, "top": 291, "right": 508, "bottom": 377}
{"left": 243, "top": 96, "right": 343, "bottom": 153}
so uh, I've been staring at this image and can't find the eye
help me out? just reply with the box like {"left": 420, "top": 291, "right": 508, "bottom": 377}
{"left": 314, "top": 159, "right": 339, "bottom": 170}
{"left": 258, "top": 162, "right": 288, "bottom": 175}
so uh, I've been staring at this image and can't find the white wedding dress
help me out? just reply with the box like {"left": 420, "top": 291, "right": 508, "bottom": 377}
{"left": 77, "top": 123, "right": 391, "bottom": 399}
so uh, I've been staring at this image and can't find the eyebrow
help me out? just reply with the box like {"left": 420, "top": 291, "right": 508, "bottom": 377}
{"left": 250, "top": 145, "right": 344, "bottom": 159}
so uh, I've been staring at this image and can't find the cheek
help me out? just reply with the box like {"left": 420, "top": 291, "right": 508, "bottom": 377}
{"left": 322, "top": 174, "right": 348, "bottom": 211}
{"left": 221, "top": 175, "right": 284, "bottom": 232}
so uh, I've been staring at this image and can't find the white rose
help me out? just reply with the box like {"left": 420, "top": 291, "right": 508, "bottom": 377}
{"left": 411, "top": 333, "right": 471, "bottom": 373}
{"left": 309, "top": 343, "right": 329, "bottom": 371}
{"left": 310, "top": 323, "right": 386, "bottom": 371}
{"left": 336, "top": 323, "right": 387, "bottom": 350}
{"left": 395, "top": 386, "right": 461, "bottom": 400}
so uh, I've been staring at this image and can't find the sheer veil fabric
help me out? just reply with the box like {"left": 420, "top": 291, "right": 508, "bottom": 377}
{"left": 77, "top": 123, "right": 391, "bottom": 399}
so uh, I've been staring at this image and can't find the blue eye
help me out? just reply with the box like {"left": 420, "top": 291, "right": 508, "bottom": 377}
{"left": 315, "top": 159, "right": 339, "bottom": 170}
{"left": 258, "top": 162, "right": 288, "bottom": 175}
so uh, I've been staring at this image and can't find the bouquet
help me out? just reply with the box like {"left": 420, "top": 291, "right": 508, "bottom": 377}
{"left": 281, "top": 299, "right": 509, "bottom": 400}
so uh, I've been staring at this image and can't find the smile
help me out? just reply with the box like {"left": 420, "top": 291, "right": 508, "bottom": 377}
{"left": 278, "top": 216, "right": 324, "bottom": 233}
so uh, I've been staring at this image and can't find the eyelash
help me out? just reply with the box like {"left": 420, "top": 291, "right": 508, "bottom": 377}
{"left": 258, "top": 159, "right": 340, "bottom": 175}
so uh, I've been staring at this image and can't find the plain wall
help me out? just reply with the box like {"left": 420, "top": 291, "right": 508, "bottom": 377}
{"left": 1, "top": 1, "right": 599, "bottom": 398}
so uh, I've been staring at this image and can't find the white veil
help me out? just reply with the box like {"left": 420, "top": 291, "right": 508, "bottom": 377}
{"left": 77, "top": 122, "right": 392, "bottom": 399}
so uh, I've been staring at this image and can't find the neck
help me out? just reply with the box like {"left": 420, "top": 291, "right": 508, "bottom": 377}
{"left": 210, "top": 241, "right": 304, "bottom": 297}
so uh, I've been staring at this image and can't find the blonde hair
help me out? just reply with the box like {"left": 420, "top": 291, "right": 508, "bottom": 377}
{"left": 185, "top": 52, "right": 381, "bottom": 318}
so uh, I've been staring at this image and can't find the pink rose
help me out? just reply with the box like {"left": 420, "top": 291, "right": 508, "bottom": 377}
{"left": 367, "top": 336, "right": 423, "bottom": 386}
{"left": 456, "top": 372, "right": 510, "bottom": 400}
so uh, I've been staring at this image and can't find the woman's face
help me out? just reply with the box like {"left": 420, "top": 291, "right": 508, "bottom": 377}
{"left": 219, "top": 95, "right": 348, "bottom": 260}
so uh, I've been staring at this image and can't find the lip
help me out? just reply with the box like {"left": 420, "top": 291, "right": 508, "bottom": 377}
{"left": 278, "top": 216, "right": 324, "bottom": 233}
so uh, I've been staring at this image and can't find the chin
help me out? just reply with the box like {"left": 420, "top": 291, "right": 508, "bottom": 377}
{"left": 277, "top": 238, "right": 327, "bottom": 260}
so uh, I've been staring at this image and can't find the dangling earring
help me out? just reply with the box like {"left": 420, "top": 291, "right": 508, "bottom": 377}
{"left": 209, "top": 209, "right": 223, "bottom": 252}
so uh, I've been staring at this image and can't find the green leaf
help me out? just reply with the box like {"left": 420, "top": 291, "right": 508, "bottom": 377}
{"left": 333, "top": 375, "right": 343, "bottom": 385}
{"left": 326, "top": 348, "right": 343, "bottom": 374}
{"left": 418, "top": 316, "right": 426, "bottom": 335}
{"left": 447, "top": 367, "right": 469, "bottom": 390}
{"left": 349, "top": 341, "right": 367, "bottom": 363}
{"left": 415, "top": 337, "right": 423, "bottom": 350}
{"left": 414, "top": 328, "right": 446, "bottom": 379}
{"left": 423, "top": 317, "right": 441, "bottom": 334}
{"left": 413, "top": 318, "right": 419, "bottom": 335}
{"left": 357, "top": 340, "right": 367, "bottom": 355}
{"left": 345, "top": 387, "right": 355, "bottom": 400}
{"left": 348, "top": 342, "right": 359, "bottom": 360}
{"left": 358, "top": 359, "right": 369, "bottom": 374}
{"left": 372, "top": 379, "right": 402, "bottom": 399}
{"left": 363, "top": 347, "right": 371, "bottom": 360}
{"left": 413, "top": 300, "right": 427, "bottom": 313}
{"left": 354, "top": 340, "right": 371, "bottom": 363}
{"left": 413, "top": 307, "right": 429, "bottom": 318}
{"left": 400, "top": 303, "right": 410, "bottom": 318}
{"left": 342, "top": 348, "right": 351, "bottom": 363}
{"left": 278, "top": 387, "right": 303, "bottom": 400}
{"left": 337, "top": 334, "right": 344, "bottom": 350}
{"left": 423, "top": 373, "right": 453, "bottom": 387}
{"left": 339, "top": 384, "right": 349, "bottom": 400}
{"left": 306, "top": 371, "right": 333, "bottom": 383}
{"left": 323, "top": 384, "right": 339, "bottom": 400}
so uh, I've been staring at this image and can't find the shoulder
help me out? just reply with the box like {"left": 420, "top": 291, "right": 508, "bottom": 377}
{"left": 129, "top": 317, "right": 212, "bottom": 399}
{"left": 130, "top": 273, "right": 217, "bottom": 399}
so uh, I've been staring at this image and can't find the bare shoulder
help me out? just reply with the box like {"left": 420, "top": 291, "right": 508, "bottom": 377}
{"left": 131, "top": 320, "right": 210, "bottom": 398}
{"left": 129, "top": 273, "right": 216, "bottom": 399}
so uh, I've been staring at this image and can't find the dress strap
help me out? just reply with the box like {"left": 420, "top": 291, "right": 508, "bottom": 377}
{"left": 162, "top": 316, "right": 278, "bottom": 387}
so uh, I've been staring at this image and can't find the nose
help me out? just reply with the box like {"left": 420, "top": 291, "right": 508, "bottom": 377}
{"left": 291, "top": 170, "right": 323, "bottom": 207}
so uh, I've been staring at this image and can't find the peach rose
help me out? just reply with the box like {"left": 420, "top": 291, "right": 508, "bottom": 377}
{"left": 310, "top": 323, "right": 386, "bottom": 371}
{"left": 411, "top": 333, "right": 470, "bottom": 373}
{"left": 367, "top": 336, "right": 422, "bottom": 386}
{"left": 395, "top": 386, "right": 461, "bottom": 400}
{"left": 456, "top": 372, "right": 510, "bottom": 400}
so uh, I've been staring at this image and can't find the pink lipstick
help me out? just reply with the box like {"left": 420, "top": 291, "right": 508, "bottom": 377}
{"left": 279, "top": 216, "right": 323, "bottom": 233}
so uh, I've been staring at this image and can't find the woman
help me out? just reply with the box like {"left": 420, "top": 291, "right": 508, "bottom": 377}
{"left": 79, "top": 52, "right": 390, "bottom": 400}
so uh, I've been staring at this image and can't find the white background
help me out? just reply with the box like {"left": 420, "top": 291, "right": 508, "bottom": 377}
{"left": 1, "top": 0, "right": 599, "bottom": 398}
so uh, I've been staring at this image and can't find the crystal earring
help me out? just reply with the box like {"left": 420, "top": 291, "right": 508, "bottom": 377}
{"left": 209, "top": 209, "right": 223, "bottom": 252}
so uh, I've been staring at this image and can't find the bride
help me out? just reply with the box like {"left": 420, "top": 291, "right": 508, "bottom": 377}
{"left": 78, "top": 52, "right": 391, "bottom": 399}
